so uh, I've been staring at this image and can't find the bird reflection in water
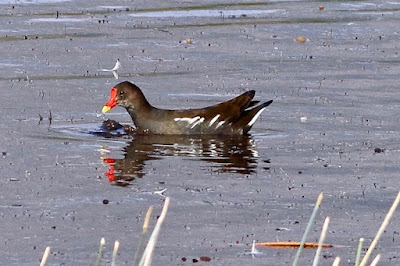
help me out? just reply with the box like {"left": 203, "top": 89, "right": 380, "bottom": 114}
{"left": 100, "top": 134, "right": 262, "bottom": 187}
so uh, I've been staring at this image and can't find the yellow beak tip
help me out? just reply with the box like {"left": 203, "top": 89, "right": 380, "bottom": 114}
{"left": 102, "top": 106, "right": 111, "bottom": 114}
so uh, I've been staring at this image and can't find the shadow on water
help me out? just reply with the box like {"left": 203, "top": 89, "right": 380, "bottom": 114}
{"left": 101, "top": 134, "right": 263, "bottom": 187}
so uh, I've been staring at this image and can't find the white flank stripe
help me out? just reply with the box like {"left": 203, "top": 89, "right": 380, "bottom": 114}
{"left": 216, "top": 121, "right": 225, "bottom": 128}
{"left": 209, "top": 114, "right": 220, "bottom": 126}
{"left": 247, "top": 107, "right": 266, "bottom": 127}
{"left": 174, "top": 116, "right": 200, "bottom": 123}
{"left": 174, "top": 116, "right": 205, "bottom": 127}
{"left": 174, "top": 117, "right": 191, "bottom": 122}
{"left": 191, "top": 117, "right": 205, "bottom": 129}
{"left": 188, "top": 116, "right": 201, "bottom": 124}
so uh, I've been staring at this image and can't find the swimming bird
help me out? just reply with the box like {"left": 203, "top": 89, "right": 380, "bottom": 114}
{"left": 102, "top": 81, "right": 273, "bottom": 135}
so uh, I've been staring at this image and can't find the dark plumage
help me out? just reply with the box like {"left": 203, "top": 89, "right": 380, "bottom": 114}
{"left": 102, "top": 81, "right": 272, "bottom": 135}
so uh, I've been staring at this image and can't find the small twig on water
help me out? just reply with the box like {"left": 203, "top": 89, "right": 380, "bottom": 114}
{"left": 49, "top": 110, "right": 52, "bottom": 125}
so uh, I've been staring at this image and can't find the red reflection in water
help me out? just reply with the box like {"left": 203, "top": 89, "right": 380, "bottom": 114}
{"left": 103, "top": 157, "right": 115, "bottom": 182}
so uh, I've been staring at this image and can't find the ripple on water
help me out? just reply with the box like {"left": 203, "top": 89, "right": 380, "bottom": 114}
{"left": 50, "top": 122, "right": 130, "bottom": 141}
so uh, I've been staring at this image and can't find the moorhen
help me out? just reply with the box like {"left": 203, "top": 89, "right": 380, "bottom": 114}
{"left": 102, "top": 81, "right": 273, "bottom": 135}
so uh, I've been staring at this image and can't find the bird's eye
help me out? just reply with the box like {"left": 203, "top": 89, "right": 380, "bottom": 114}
{"left": 119, "top": 90, "right": 124, "bottom": 96}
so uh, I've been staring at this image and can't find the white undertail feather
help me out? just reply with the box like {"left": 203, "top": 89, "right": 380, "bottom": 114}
{"left": 247, "top": 107, "right": 266, "bottom": 127}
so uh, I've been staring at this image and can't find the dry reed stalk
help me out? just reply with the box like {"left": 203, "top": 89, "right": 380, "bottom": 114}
{"left": 139, "top": 197, "right": 170, "bottom": 266}
{"left": 312, "top": 217, "right": 330, "bottom": 266}
{"left": 111, "top": 240, "right": 120, "bottom": 266}
{"left": 95, "top": 238, "right": 105, "bottom": 266}
{"left": 292, "top": 192, "right": 324, "bottom": 266}
{"left": 354, "top": 238, "right": 364, "bottom": 266}
{"left": 134, "top": 206, "right": 154, "bottom": 266}
{"left": 359, "top": 191, "right": 400, "bottom": 266}
{"left": 370, "top": 254, "right": 381, "bottom": 266}
{"left": 39, "top": 247, "right": 50, "bottom": 266}
{"left": 332, "top": 257, "right": 340, "bottom": 266}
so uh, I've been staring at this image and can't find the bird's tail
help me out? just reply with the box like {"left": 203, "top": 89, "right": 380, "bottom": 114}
{"left": 238, "top": 100, "right": 273, "bottom": 134}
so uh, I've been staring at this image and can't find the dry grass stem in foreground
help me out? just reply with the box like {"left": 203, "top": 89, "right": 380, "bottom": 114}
{"left": 143, "top": 205, "right": 153, "bottom": 232}
{"left": 251, "top": 240, "right": 257, "bottom": 253}
{"left": 134, "top": 206, "right": 154, "bottom": 266}
{"left": 95, "top": 238, "right": 105, "bottom": 266}
{"left": 332, "top": 257, "right": 340, "bottom": 266}
{"left": 359, "top": 190, "right": 400, "bottom": 266}
{"left": 370, "top": 254, "right": 381, "bottom": 266}
{"left": 355, "top": 238, "right": 364, "bottom": 266}
{"left": 40, "top": 247, "right": 50, "bottom": 266}
{"left": 111, "top": 241, "right": 120, "bottom": 266}
{"left": 292, "top": 192, "right": 324, "bottom": 266}
{"left": 37, "top": 191, "right": 400, "bottom": 266}
{"left": 139, "top": 197, "right": 170, "bottom": 266}
{"left": 312, "top": 217, "right": 330, "bottom": 266}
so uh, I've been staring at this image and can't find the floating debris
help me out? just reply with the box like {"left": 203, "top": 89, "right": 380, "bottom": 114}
{"left": 99, "top": 59, "right": 120, "bottom": 79}
{"left": 296, "top": 36, "right": 308, "bottom": 43}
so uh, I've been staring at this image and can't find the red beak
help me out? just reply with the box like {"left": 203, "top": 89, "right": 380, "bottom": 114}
{"left": 102, "top": 88, "right": 117, "bottom": 113}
